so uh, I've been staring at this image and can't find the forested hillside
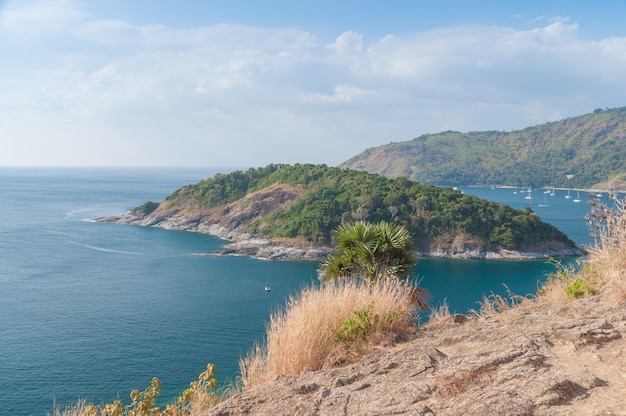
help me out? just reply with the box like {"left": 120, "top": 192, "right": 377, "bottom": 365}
{"left": 141, "top": 164, "right": 576, "bottom": 253}
{"left": 340, "top": 107, "right": 626, "bottom": 189}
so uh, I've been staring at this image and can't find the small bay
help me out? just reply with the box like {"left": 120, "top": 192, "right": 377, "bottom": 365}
{"left": 0, "top": 169, "right": 596, "bottom": 415}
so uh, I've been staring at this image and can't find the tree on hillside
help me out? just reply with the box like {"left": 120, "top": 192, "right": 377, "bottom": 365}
{"left": 318, "top": 221, "right": 417, "bottom": 283}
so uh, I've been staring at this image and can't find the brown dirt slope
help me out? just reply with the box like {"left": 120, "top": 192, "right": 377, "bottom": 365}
{"left": 204, "top": 291, "right": 626, "bottom": 416}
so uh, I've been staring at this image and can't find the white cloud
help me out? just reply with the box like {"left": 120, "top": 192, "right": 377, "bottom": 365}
{"left": 73, "top": 20, "right": 145, "bottom": 47}
{"left": 0, "top": 0, "right": 83, "bottom": 36}
{"left": 1, "top": 7, "right": 626, "bottom": 167}
{"left": 364, "top": 22, "right": 583, "bottom": 80}
{"left": 357, "top": 20, "right": 626, "bottom": 122}
{"left": 303, "top": 84, "right": 368, "bottom": 104}
{"left": 330, "top": 31, "right": 363, "bottom": 54}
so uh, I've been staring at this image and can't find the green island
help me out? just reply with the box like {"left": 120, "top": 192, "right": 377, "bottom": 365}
{"left": 122, "top": 163, "right": 578, "bottom": 256}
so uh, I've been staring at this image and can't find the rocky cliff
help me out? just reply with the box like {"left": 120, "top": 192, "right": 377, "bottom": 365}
{"left": 97, "top": 183, "right": 334, "bottom": 260}
{"left": 203, "top": 290, "right": 625, "bottom": 416}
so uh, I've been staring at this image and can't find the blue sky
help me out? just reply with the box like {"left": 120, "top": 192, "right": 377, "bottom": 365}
{"left": 2, "top": 1, "right": 626, "bottom": 167}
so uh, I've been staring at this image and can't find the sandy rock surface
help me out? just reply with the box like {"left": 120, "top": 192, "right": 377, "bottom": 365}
{"left": 203, "top": 292, "right": 626, "bottom": 416}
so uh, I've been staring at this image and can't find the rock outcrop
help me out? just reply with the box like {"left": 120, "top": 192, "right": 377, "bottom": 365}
{"left": 96, "top": 183, "right": 334, "bottom": 261}
{"left": 203, "top": 292, "right": 626, "bottom": 416}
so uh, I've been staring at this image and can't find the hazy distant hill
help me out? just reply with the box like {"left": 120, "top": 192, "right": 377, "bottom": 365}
{"left": 340, "top": 107, "right": 626, "bottom": 189}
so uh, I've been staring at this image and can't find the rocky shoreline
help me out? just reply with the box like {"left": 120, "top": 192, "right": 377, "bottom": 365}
{"left": 96, "top": 213, "right": 584, "bottom": 261}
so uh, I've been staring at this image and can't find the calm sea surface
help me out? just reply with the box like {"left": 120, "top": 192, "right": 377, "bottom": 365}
{"left": 0, "top": 169, "right": 600, "bottom": 415}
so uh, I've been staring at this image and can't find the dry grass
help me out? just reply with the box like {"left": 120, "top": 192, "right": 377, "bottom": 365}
{"left": 540, "top": 195, "right": 626, "bottom": 304}
{"left": 49, "top": 366, "right": 220, "bottom": 416}
{"left": 435, "top": 365, "right": 495, "bottom": 398}
{"left": 239, "top": 278, "right": 420, "bottom": 389}
{"left": 48, "top": 399, "right": 90, "bottom": 416}
{"left": 584, "top": 197, "right": 626, "bottom": 303}
{"left": 537, "top": 262, "right": 577, "bottom": 306}
{"left": 469, "top": 285, "right": 530, "bottom": 319}
{"left": 424, "top": 299, "right": 453, "bottom": 329}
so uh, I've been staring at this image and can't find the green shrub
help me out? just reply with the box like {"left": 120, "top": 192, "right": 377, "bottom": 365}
{"left": 564, "top": 278, "right": 596, "bottom": 298}
{"left": 59, "top": 364, "right": 219, "bottom": 416}
{"left": 131, "top": 201, "right": 159, "bottom": 215}
{"left": 333, "top": 304, "right": 401, "bottom": 345}
{"left": 333, "top": 307, "right": 376, "bottom": 343}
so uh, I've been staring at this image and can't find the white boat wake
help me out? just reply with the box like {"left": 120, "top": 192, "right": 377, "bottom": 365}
{"left": 66, "top": 240, "right": 144, "bottom": 255}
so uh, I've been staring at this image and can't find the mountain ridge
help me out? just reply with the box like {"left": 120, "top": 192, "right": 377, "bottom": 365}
{"left": 340, "top": 107, "right": 626, "bottom": 189}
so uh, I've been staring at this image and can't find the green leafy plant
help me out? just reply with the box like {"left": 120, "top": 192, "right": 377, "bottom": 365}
{"left": 564, "top": 278, "right": 597, "bottom": 298}
{"left": 319, "top": 221, "right": 417, "bottom": 283}
{"left": 540, "top": 257, "right": 602, "bottom": 302}
{"left": 165, "top": 364, "right": 219, "bottom": 415}
{"left": 333, "top": 307, "right": 377, "bottom": 343}
{"left": 77, "top": 364, "right": 218, "bottom": 416}
{"left": 131, "top": 201, "right": 160, "bottom": 215}
{"left": 332, "top": 303, "right": 401, "bottom": 346}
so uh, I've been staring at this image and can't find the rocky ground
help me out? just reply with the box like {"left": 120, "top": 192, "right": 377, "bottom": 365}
{"left": 203, "top": 290, "right": 626, "bottom": 416}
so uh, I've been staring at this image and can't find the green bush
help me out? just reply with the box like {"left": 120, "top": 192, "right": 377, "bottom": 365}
{"left": 131, "top": 201, "right": 159, "bottom": 215}
{"left": 71, "top": 364, "right": 219, "bottom": 416}
{"left": 564, "top": 278, "right": 596, "bottom": 298}
{"left": 333, "top": 307, "right": 377, "bottom": 343}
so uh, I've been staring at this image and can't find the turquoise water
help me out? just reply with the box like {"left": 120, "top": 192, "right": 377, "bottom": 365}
{"left": 0, "top": 169, "right": 596, "bottom": 415}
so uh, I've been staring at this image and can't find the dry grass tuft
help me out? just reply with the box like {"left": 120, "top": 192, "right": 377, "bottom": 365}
{"left": 48, "top": 399, "right": 90, "bottom": 416}
{"left": 424, "top": 299, "right": 453, "bottom": 328}
{"left": 239, "top": 278, "right": 420, "bottom": 389}
{"left": 469, "top": 285, "right": 530, "bottom": 319}
{"left": 435, "top": 365, "right": 495, "bottom": 398}
{"left": 584, "top": 196, "right": 626, "bottom": 303}
{"left": 50, "top": 365, "right": 220, "bottom": 416}
{"left": 540, "top": 194, "right": 626, "bottom": 304}
{"left": 537, "top": 260, "right": 578, "bottom": 306}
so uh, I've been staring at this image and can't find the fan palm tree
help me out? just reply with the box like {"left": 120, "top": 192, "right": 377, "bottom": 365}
{"left": 319, "top": 221, "right": 416, "bottom": 283}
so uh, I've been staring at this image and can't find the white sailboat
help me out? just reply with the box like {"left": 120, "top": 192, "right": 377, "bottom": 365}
{"left": 565, "top": 189, "right": 572, "bottom": 199}
{"left": 525, "top": 187, "right": 532, "bottom": 200}
{"left": 573, "top": 190, "right": 581, "bottom": 203}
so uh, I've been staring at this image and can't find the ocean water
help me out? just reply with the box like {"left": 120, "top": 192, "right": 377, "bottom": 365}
{"left": 0, "top": 169, "right": 598, "bottom": 415}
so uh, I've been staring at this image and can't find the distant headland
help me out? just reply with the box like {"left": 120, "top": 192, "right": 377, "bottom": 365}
{"left": 97, "top": 164, "right": 583, "bottom": 260}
